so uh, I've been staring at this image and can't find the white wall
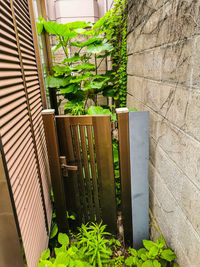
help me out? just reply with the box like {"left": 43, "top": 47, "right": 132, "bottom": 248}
{"left": 46, "top": 0, "right": 113, "bottom": 24}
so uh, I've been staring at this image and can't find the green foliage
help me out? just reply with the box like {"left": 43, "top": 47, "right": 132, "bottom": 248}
{"left": 93, "top": 0, "right": 128, "bottom": 107}
{"left": 38, "top": 233, "right": 91, "bottom": 267}
{"left": 39, "top": 223, "right": 179, "bottom": 267}
{"left": 37, "top": 17, "right": 114, "bottom": 114}
{"left": 125, "top": 237, "right": 179, "bottom": 267}
{"left": 87, "top": 106, "right": 116, "bottom": 121}
{"left": 38, "top": 223, "right": 124, "bottom": 267}
{"left": 112, "top": 139, "right": 121, "bottom": 206}
{"left": 74, "top": 222, "right": 113, "bottom": 266}
{"left": 37, "top": 0, "right": 128, "bottom": 113}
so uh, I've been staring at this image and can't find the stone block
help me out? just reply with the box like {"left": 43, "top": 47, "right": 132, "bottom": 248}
{"left": 162, "top": 0, "right": 200, "bottom": 44}
{"left": 127, "top": 25, "right": 144, "bottom": 54}
{"left": 161, "top": 40, "right": 192, "bottom": 86}
{"left": 190, "top": 36, "right": 200, "bottom": 89}
{"left": 185, "top": 89, "right": 200, "bottom": 140}
{"left": 150, "top": 137, "right": 200, "bottom": 236}
{"left": 176, "top": 213, "right": 200, "bottom": 266}
{"left": 127, "top": 54, "right": 144, "bottom": 77}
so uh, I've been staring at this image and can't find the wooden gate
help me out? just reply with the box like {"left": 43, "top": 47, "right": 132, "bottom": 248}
{"left": 42, "top": 111, "right": 117, "bottom": 233}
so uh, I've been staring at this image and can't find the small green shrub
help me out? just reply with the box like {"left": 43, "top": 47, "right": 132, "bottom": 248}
{"left": 38, "top": 223, "right": 122, "bottom": 267}
{"left": 38, "top": 223, "right": 179, "bottom": 267}
{"left": 74, "top": 222, "right": 113, "bottom": 266}
{"left": 125, "top": 237, "right": 179, "bottom": 267}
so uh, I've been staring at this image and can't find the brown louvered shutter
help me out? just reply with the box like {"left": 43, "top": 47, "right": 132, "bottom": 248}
{"left": 0, "top": 0, "right": 52, "bottom": 266}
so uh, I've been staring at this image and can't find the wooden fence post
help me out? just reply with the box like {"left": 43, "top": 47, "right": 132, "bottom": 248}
{"left": 116, "top": 108, "right": 133, "bottom": 245}
{"left": 93, "top": 116, "right": 117, "bottom": 233}
{"left": 42, "top": 110, "right": 68, "bottom": 232}
{"left": 129, "top": 111, "right": 149, "bottom": 249}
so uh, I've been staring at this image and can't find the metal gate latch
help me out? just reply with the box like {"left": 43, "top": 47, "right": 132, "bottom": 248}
{"left": 60, "top": 156, "right": 78, "bottom": 177}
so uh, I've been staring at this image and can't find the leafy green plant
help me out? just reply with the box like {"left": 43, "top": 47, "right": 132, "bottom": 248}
{"left": 38, "top": 223, "right": 124, "bottom": 267}
{"left": 112, "top": 139, "right": 121, "bottom": 206}
{"left": 38, "top": 233, "right": 91, "bottom": 267}
{"left": 74, "top": 222, "right": 113, "bottom": 266}
{"left": 37, "top": 17, "right": 114, "bottom": 114}
{"left": 93, "top": 0, "right": 128, "bottom": 107}
{"left": 125, "top": 237, "right": 179, "bottom": 267}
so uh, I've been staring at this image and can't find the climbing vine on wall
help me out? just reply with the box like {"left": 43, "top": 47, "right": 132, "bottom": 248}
{"left": 94, "top": 0, "right": 128, "bottom": 107}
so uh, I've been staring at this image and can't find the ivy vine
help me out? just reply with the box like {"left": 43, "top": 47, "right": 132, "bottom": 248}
{"left": 95, "top": 0, "right": 128, "bottom": 107}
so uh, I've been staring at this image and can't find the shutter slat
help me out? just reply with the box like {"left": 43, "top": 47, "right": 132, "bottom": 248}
{"left": 0, "top": 97, "right": 26, "bottom": 117}
{"left": 2, "top": 118, "right": 30, "bottom": 149}
{"left": 0, "top": 2, "right": 51, "bottom": 267}
{"left": 11, "top": 148, "right": 35, "bottom": 191}
{"left": 20, "top": 45, "right": 36, "bottom": 57}
{"left": 0, "top": 45, "right": 18, "bottom": 56}
{"left": 14, "top": 0, "right": 31, "bottom": 23}
{"left": 6, "top": 134, "right": 33, "bottom": 170}
{"left": 9, "top": 141, "right": 34, "bottom": 178}
{"left": 0, "top": 77, "right": 23, "bottom": 88}
{"left": 0, "top": 71, "right": 22, "bottom": 78}
{"left": 0, "top": 103, "right": 27, "bottom": 125}
{"left": 4, "top": 128, "right": 31, "bottom": 161}
{"left": 0, "top": 90, "right": 25, "bottom": 107}
{"left": 0, "top": 36, "right": 18, "bottom": 50}
{"left": 0, "top": 109, "right": 28, "bottom": 136}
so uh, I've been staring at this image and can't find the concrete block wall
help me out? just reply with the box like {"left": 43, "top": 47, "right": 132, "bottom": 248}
{"left": 127, "top": 0, "right": 200, "bottom": 265}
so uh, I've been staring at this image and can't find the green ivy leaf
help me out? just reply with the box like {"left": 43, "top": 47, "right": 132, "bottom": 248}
{"left": 148, "top": 246, "right": 159, "bottom": 257}
{"left": 40, "top": 249, "right": 50, "bottom": 261}
{"left": 125, "top": 256, "right": 134, "bottom": 266}
{"left": 60, "top": 83, "right": 80, "bottom": 94}
{"left": 142, "top": 260, "right": 154, "bottom": 267}
{"left": 138, "top": 248, "right": 147, "bottom": 258}
{"left": 160, "top": 249, "right": 176, "bottom": 262}
{"left": 62, "top": 53, "right": 81, "bottom": 64}
{"left": 87, "top": 39, "right": 113, "bottom": 54}
{"left": 54, "top": 252, "right": 70, "bottom": 265}
{"left": 44, "top": 21, "right": 77, "bottom": 38}
{"left": 83, "top": 80, "right": 106, "bottom": 91}
{"left": 52, "top": 65, "right": 71, "bottom": 76}
{"left": 37, "top": 16, "right": 45, "bottom": 34}
{"left": 66, "top": 21, "right": 92, "bottom": 30}
{"left": 129, "top": 107, "right": 137, "bottom": 112}
{"left": 156, "top": 237, "right": 165, "bottom": 248}
{"left": 70, "top": 37, "right": 103, "bottom": 48}
{"left": 58, "top": 233, "right": 69, "bottom": 247}
{"left": 70, "top": 62, "right": 95, "bottom": 71}
{"left": 128, "top": 248, "right": 137, "bottom": 257}
{"left": 38, "top": 260, "right": 53, "bottom": 267}
{"left": 46, "top": 75, "right": 71, "bottom": 88}
{"left": 153, "top": 260, "right": 161, "bottom": 267}
{"left": 50, "top": 223, "right": 58, "bottom": 239}
{"left": 87, "top": 106, "right": 111, "bottom": 116}
{"left": 143, "top": 240, "right": 157, "bottom": 251}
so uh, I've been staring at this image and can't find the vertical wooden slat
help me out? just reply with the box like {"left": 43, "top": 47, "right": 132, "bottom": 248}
{"left": 79, "top": 125, "right": 94, "bottom": 221}
{"left": 42, "top": 110, "right": 68, "bottom": 232}
{"left": 56, "top": 116, "right": 81, "bottom": 220}
{"left": 0, "top": 145, "right": 24, "bottom": 267}
{"left": 71, "top": 125, "right": 88, "bottom": 222}
{"left": 116, "top": 108, "right": 133, "bottom": 245}
{"left": 92, "top": 116, "right": 117, "bottom": 233}
{"left": 86, "top": 125, "right": 101, "bottom": 222}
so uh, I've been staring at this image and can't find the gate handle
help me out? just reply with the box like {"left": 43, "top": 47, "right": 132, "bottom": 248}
{"left": 60, "top": 156, "right": 78, "bottom": 177}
